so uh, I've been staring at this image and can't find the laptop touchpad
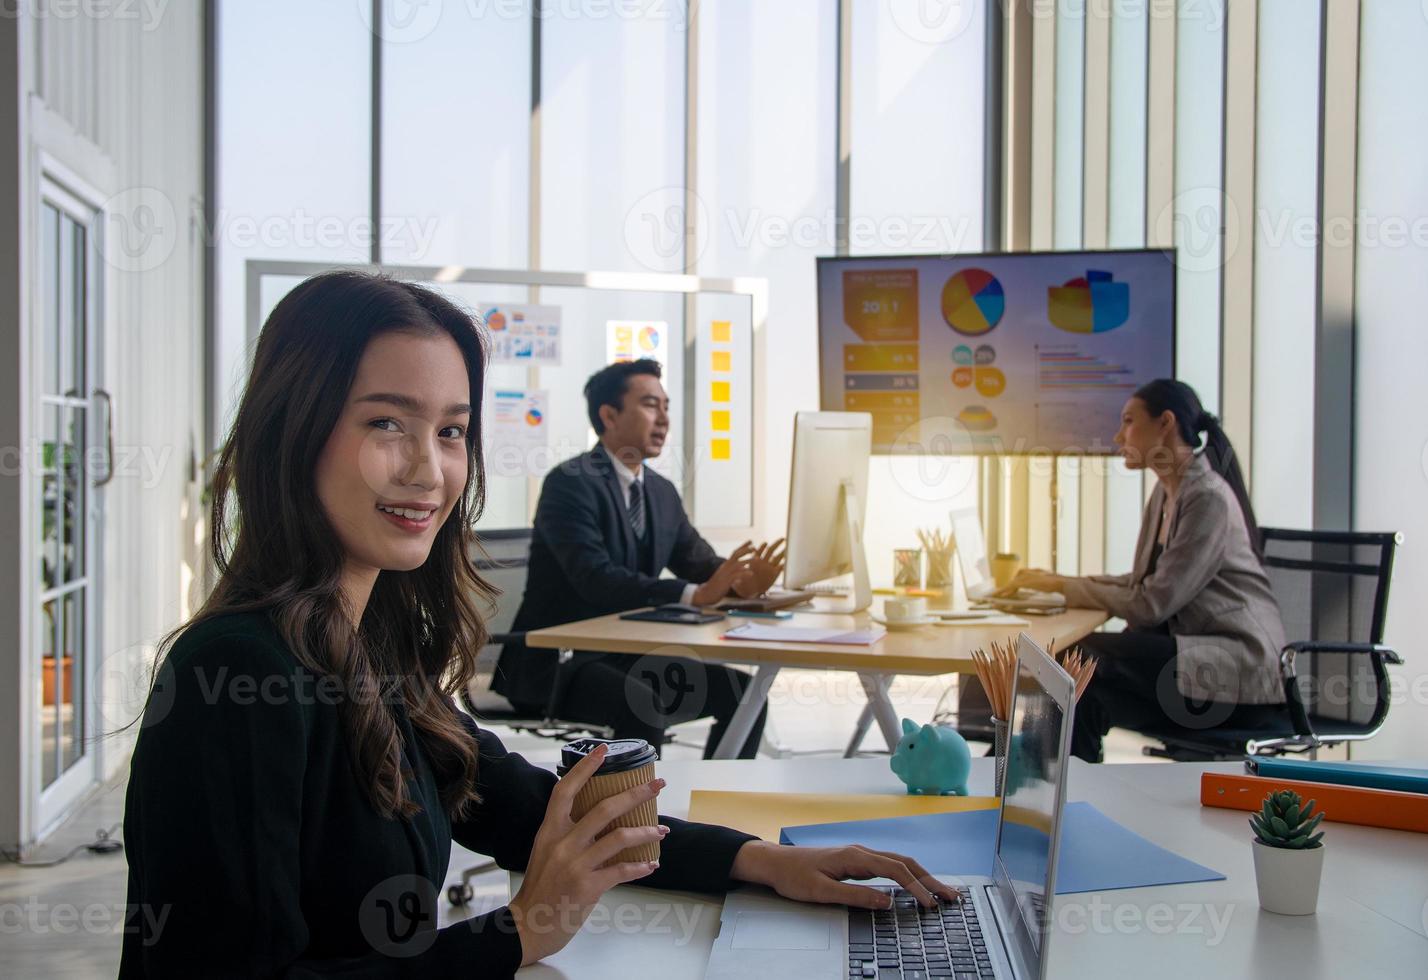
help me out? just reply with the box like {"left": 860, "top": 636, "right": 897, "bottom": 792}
{"left": 730, "top": 912, "right": 833, "bottom": 950}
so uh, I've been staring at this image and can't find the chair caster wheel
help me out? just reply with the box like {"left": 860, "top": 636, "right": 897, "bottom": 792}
{"left": 448, "top": 883, "right": 473, "bottom": 907}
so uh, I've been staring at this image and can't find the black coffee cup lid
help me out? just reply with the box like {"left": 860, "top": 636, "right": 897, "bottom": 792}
{"left": 556, "top": 737, "right": 658, "bottom": 776}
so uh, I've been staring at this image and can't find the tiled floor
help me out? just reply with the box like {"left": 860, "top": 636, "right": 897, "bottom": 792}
{"left": 0, "top": 668, "right": 1157, "bottom": 979}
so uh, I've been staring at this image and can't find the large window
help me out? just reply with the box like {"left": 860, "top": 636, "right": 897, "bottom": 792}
{"left": 217, "top": 0, "right": 991, "bottom": 552}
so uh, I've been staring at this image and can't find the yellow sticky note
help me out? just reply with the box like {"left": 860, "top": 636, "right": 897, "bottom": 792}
{"left": 711, "top": 320, "right": 732, "bottom": 343}
{"left": 710, "top": 381, "right": 731, "bottom": 402}
{"left": 710, "top": 410, "right": 731, "bottom": 432}
{"left": 711, "top": 350, "right": 732, "bottom": 373}
{"left": 710, "top": 439, "right": 731, "bottom": 460}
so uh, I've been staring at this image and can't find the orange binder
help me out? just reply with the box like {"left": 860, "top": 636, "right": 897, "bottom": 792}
{"left": 1200, "top": 771, "right": 1428, "bottom": 834}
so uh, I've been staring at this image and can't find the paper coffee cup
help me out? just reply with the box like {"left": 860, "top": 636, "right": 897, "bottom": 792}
{"left": 557, "top": 738, "right": 661, "bottom": 865}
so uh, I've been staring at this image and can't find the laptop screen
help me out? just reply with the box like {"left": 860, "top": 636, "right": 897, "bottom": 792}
{"left": 950, "top": 508, "right": 994, "bottom": 596}
{"left": 990, "top": 637, "right": 1075, "bottom": 979}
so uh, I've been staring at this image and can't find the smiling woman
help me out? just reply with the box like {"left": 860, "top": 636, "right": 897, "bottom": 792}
{"left": 118, "top": 271, "right": 961, "bottom": 977}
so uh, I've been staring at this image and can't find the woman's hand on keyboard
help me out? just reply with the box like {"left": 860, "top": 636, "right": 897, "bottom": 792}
{"left": 729, "top": 840, "right": 962, "bottom": 910}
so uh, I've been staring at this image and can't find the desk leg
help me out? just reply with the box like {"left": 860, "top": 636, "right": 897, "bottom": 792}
{"left": 843, "top": 704, "right": 875, "bottom": 758}
{"left": 710, "top": 664, "right": 781, "bottom": 760}
{"left": 858, "top": 673, "right": 903, "bottom": 752}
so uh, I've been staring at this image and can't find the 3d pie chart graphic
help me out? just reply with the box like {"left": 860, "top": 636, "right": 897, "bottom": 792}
{"left": 941, "top": 269, "right": 1005, "bottom": 336}
{"left": 638, "top": 325, "right": 661, "bottom": 352}
{"left": 1047, "top": 270, "right": 1130, "bottom": 333}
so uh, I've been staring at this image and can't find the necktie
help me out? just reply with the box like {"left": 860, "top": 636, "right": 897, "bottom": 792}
{"left": 628, "top": 478, "right": 647, "bottom": 539}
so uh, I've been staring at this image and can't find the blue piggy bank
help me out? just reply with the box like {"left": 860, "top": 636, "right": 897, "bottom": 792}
{"left": 889, "top": 719, "right": 971, "bottom": 796}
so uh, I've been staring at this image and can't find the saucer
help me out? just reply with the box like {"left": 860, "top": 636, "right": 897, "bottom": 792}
{"left": 870, "top": 614, "right": 939, "bottom": 630}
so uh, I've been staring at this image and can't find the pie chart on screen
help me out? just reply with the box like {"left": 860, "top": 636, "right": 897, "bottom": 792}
{"left": 941, "top": 269, "right": 1005, "bottom": 336}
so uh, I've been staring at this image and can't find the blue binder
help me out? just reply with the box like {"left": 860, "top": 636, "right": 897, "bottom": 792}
{"left": 1246, "top": 757, "right": 1428, "bottom": 795}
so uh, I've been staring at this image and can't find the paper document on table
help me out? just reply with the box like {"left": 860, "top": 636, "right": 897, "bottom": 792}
{"left": 934, "top": 613, "right": 1030, "bottom": 627}
{"left": 721, "top": 623, "right": 886, "bottom": 645}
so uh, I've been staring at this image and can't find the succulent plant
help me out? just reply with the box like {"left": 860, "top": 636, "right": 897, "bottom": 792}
{"left": 1249, "top": 789, "right": 1325, "bottom": 850}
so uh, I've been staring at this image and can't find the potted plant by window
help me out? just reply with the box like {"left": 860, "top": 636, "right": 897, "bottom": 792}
{"left": 1249, "top": 789, "right": 1326, "bottom": 915}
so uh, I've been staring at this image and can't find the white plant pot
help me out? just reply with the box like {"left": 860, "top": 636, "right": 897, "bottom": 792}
{"left": 1251, "top": 839, "right": 1324, "bottom": 915}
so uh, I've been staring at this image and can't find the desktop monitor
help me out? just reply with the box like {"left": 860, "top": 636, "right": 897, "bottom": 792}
{"left": 782, "top": 411, "right": 872, "bottom": 613}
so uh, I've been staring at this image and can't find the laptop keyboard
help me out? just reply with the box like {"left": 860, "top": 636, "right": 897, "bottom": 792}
{"left": 847, "top": 886, "right": 995, "bottom": 979}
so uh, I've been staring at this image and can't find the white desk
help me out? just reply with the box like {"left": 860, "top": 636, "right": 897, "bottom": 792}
{"left": 525, "top": 607, "right": 1107, "bottom": 759}
{"left": 493, "top": 757, "right": 1428, "bottom": 978}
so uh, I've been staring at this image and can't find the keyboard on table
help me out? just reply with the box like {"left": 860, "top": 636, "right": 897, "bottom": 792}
{"left": 847, "top": 886, "right": 995, "bottom": 980}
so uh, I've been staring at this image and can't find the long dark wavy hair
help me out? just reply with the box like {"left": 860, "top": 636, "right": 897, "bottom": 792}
{"left": 158, "top": 271, "right": 495, "bottom": 820}
{"left": 1134, "top": 378, "right": 1262, "bottom": 559}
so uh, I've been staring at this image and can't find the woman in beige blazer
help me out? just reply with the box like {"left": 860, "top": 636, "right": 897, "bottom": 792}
{"left": 1002, "top": 379, "right": 1288, "bottom": 761}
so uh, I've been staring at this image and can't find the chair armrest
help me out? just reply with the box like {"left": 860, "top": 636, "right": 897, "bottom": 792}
{"left": 1280, "top": 641, "right": 1402, "bottom": 672}
{"left": 488, "top": 631, "right": 526, "bottom": 646}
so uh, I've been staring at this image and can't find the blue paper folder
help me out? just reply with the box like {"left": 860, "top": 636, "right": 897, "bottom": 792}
{"left": 779, "top": 802, "right": 1224, "bottom": 894}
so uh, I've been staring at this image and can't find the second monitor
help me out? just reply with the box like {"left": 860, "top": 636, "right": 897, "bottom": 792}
{"left": 782, "top": 411, "right": 873, "bottom": 614}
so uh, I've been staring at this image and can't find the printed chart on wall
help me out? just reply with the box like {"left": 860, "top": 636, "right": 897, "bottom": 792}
{"left": 607, "top": 320, "right": 670, "bottom": 367}
{"left": 482, "top": 303, "right": 562, "bottom": 365}
{"left": 488, "top": 388, "right": 548, "bottom": 475}
{"left": 816, "top": 250, "right": 1176, "bottom": 454}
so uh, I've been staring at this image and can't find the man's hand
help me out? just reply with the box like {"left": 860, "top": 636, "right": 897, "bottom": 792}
{"left": 729, "top": 840, "right": 963, "bottom": 911}
{"left": 691, "top": 542, "right": 756, "bottom": 606}
{"left": 732, "top": 538, "right": 787, "bottom": 599}
{"left": 993, "top": 568, "right": 1064, "bottom": 596}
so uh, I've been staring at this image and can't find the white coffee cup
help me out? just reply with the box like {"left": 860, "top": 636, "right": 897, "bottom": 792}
{"left": 883, "top": 597, "right": 928, "bottom": 623}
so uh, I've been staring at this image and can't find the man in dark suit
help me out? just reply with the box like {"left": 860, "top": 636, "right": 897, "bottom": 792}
{"left": 492, "top": 359, "right": 785, "bottom": 758}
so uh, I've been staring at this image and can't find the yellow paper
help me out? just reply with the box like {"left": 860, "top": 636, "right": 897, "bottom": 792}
{"left": 710, "top": 410, "right": 731, "bottom": 432}
{"left": 688, "top": 790, "right": 998, "bottom": 843}
{"left": 711, "top": 350, "right": 732, "bottom": 372}
{"left": 711, "top": 320, "right": 732, "bottom": 343}
{"left": 710, "top": 439, "right": 731, "bottom": 461}
{"left": 710, "top": 380, "right": 731, "bottom": 402}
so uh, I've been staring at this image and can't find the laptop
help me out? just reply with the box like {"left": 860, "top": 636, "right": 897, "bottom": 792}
{"left": 950, "top": 507, "right": 1066, "bottom": 614}
{"left": 705, "top": 633, "right": 1077, "bottom": 980}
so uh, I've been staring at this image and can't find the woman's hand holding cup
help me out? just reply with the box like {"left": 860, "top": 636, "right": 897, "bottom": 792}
{"left": 510, "top": 743, "right": 669, "bottom": 966}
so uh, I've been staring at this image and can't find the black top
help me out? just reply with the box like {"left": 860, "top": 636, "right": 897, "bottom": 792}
{"left": 120, "top": 610, "right": 758, "bottom": 978}
{"left": 492, "top": 446, "right": 725, "bottom": 707}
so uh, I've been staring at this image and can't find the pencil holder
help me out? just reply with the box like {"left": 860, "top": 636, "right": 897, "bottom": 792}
{"left": 893, "top": 548, "right": 923, "bottom": 588}
{"left": 992, "top": 716, "right": 1009, "bottom": 797}
{"left": 924, "top": 548, "right": 954, "bottom": 590}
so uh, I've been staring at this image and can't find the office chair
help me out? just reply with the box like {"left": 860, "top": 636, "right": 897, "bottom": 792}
{"left": 449, "top": 530, "right": 614, "bottom": 906}
{"left": 1142, "top": 527, "right": 1403, "bottom": 761}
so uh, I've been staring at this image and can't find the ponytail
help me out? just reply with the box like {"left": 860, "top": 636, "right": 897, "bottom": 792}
{"left": 1133, "top": 379, "right": 1263, "bottom": 560}
{"left": 1197, "top": 411, "right": 1263, "bottom": 560}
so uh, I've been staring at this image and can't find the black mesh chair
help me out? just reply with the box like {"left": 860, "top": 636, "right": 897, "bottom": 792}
{"left": 1144, "top": 527, "right": 1403, "bottom": 760}
{"left": 448, "top": 530, "right": 611, "bottom": 907}
{"left": 462, "top": 529, "right": 614, "bottom": 743}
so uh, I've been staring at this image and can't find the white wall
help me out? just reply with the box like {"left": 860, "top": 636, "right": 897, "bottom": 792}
{"left": 2, "top": 2, "right": 206, "bottom": 847}
{"left": 1352, "top": 3, "right": 1428, "bottom": 761}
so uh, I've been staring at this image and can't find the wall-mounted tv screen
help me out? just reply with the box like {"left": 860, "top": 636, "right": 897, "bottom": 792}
{"left": 816, "top": 249, "right": 1177, "bottom": 455}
